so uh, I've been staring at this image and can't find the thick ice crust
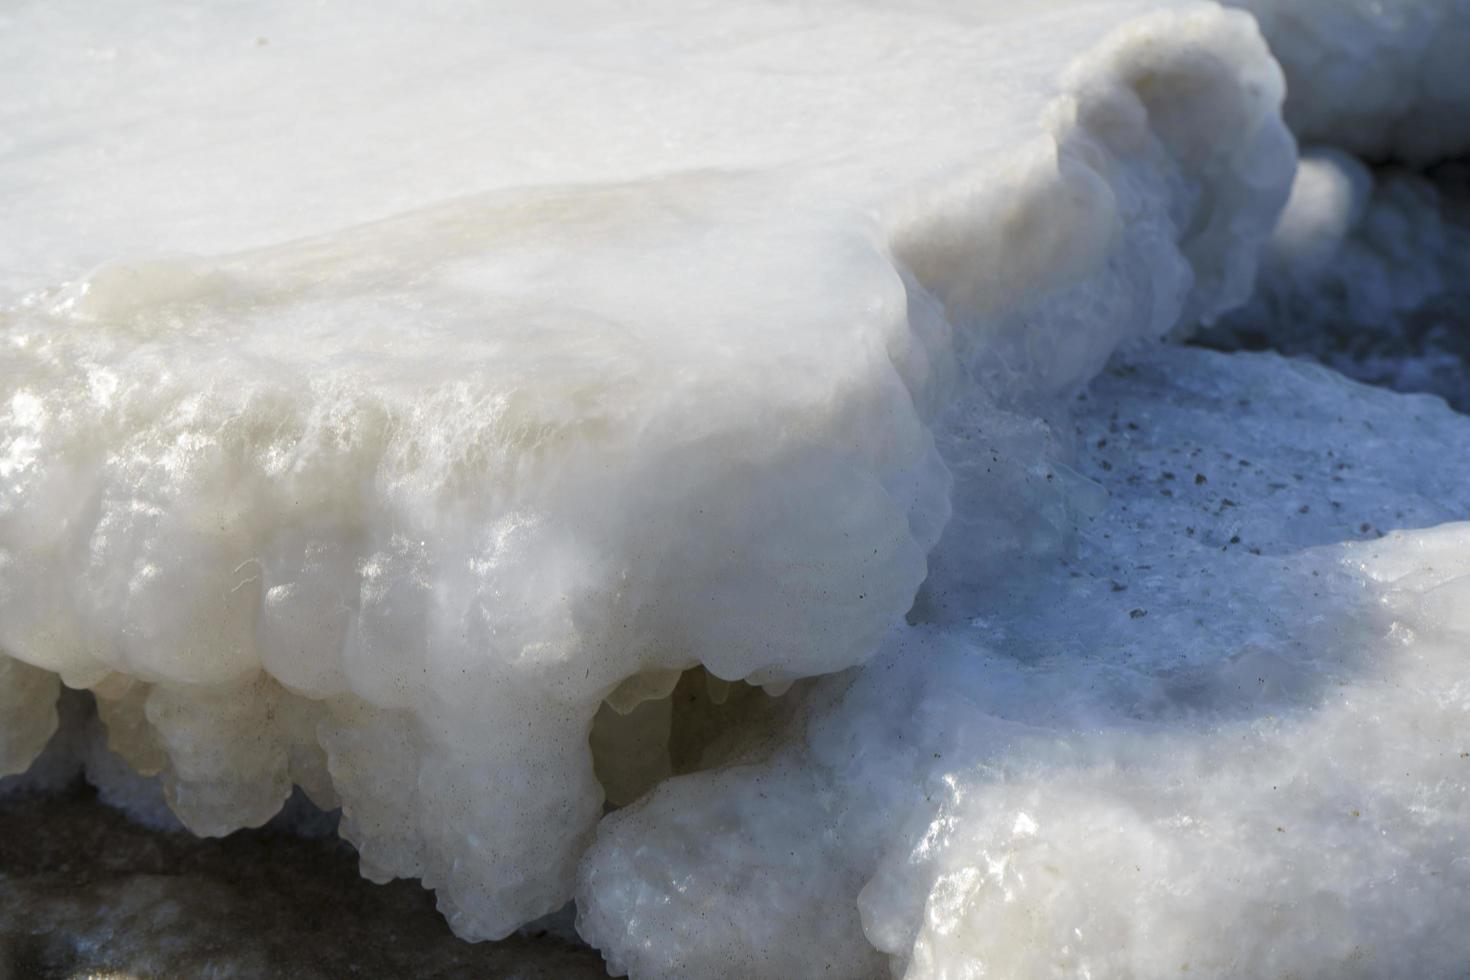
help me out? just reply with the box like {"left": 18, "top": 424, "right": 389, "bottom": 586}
{"left": 1, "top": 0, "right": 1291, "bottom": 943}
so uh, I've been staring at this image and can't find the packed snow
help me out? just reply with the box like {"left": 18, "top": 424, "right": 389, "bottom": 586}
{"left": 2, "top": 0, "right": 1468, "bottom": 977}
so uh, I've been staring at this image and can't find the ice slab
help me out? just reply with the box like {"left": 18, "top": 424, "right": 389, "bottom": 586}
{"left": 1, "top": 0, "right": 1292, "bottom": 941}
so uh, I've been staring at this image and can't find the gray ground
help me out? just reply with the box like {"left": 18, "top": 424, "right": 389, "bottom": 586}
{"left": 0, "top": 786, "right": 607, "bottom": 980}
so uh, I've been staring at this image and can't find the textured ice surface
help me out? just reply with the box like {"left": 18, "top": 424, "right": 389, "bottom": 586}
{"left": 1227, "top": 0, "right": 1470, "bottom": 164}
{"left": 1208, "top": 151, "right": 1470, "bottom": 409}
{"left": 579, "top": 345, "right": 1470, "bottom": 978}
{"left": 0, "top": 0, "right": 1295, "bottom": 941}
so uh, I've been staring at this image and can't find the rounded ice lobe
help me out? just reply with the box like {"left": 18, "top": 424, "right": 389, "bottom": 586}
{"left": 1263, "top": 148, "right": 1374, "bottom": 274}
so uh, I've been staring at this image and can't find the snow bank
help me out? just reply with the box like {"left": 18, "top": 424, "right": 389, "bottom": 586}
{"left": 0, "top": 0, "right": 1293, "bottom": 940}
{"left": 580, "top": 345, "right": 1470, "bottom": 978}
{"left": 1227, "top": 0, "right": 1470, "bottom": 165}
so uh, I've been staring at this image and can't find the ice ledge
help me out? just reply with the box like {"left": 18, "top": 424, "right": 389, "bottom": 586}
{"left": 2, "top": 0, "right": 1291, "bottom": 942}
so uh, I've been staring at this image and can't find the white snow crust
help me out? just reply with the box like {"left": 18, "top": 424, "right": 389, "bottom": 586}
{"left": 0, "top": 0, "right": 1297, "bottom": 944}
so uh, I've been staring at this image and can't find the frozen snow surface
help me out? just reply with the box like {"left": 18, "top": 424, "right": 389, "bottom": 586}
{"left": 580, "top": 345, "right": 1470, "bottom": 978}
{"left": 1227, "top": 0, "right": 1470, "bottom": 164}
{"left": 1, "top": 0, "right": 1468, "bottom": 977}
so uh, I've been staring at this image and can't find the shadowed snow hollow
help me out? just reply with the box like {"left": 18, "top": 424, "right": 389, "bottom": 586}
{"left": 1209, "top": 150, "right": 1470, "bottom": 409}
{"left": 1, "top": 0, "right": 1300, "bottom": 956}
